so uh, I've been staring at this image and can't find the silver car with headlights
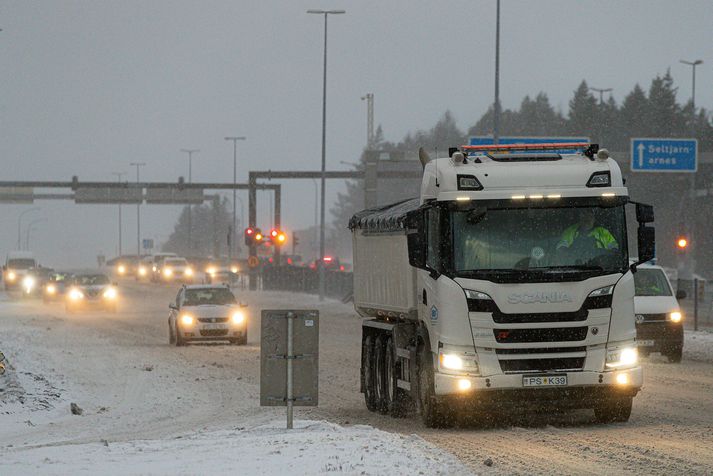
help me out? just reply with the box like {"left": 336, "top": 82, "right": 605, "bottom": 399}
{"left": 65, "top": 273, "right": 119, "bottom": 313}
{"left": 168, "top": 285, "right": 248, "bottom": 346}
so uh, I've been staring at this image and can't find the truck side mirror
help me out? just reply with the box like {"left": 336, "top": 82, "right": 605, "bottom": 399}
{"left": 405, "top": 209, "right": 427, "bottom": 269}
{"left": 635, "top": 203, "right": 654, "bottom": 224}
{"left": 635, "top": 225, "right": 656, "bottom": 266}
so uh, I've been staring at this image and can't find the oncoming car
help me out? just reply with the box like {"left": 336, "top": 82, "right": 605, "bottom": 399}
{"left": 168, "top": 285, "right": 247, "bottom": 346}
{"left": 159, "top": 257, "right": 194, "bottom": 283}
{"left": 43, "top": 272, "right": 71, "bottom": 302}
{"left": 66, "top": 273, "right": 119, "bottom": 313}
{"left": 633, "top": 264, "right": 685, "bottom": 363}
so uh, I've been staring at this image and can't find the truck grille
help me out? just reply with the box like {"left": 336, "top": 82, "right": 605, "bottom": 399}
{"left": 492, "top": 309, "right": 587, "bottom": 324}
{"left": 197, "top": 317, "right": 229, "bottom": 323}
{"left": 496, "top": 346, "right": 586, "bottom": 355}
{"left": 199, "top": 329, "right": 229, "bottom": 337}
{"left": 493, "top": 327, "right": 588, "bottom": 343}
{"left": 499, "top": 357, "right": 585, "bottom": 373}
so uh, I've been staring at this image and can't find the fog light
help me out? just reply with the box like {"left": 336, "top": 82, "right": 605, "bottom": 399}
{"left": 46, "top": 284, "right": 56, "bottom": 295}
{"left": 616, "top": 373, "right": 629, "bottom": 385}
{"left": 139, "top": 267, "right": 147, "bottom": 276}
{"left": 457, "top": 379, "right": 472, "bottom": 391}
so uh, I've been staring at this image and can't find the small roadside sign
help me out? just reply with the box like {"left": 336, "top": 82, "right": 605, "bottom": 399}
{"left": 248, "top": 256, "right": 260, "bottom": 268}
{"left": 630, "top": 138, "right": 697, "bottom": 173}
{"left": 142, "top": 239, "right": 154, "bottom": 250}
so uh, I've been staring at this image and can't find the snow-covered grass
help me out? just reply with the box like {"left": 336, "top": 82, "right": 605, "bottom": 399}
{"left": 0, "top": 420, "right": 469, "bottom": 476}
{"left": 684, "top": 329, "right": 713, "bottom": 363}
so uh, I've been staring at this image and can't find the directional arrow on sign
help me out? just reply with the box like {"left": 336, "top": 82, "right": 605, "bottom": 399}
{"left": 637, "top": 143, "right": 645, "bottom": 168}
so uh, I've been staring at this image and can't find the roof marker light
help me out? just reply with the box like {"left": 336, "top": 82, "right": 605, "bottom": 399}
{"left": 602, "top": 192, "right": 616, "bottom": 197}
{"left": 511, "top": 195, "right": 526, "bottom": 200}
{"left": 547, "top": 194, "right": 561, "bottom": 199}
{"left": 456, "top": 196, "right": 471, "bottom": 202}
{"left": 529, "top": 194, "right": 543, "bottom": 199}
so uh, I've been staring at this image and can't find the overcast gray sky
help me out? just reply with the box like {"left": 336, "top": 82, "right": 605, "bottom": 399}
{"left": 1, "top": 0, "right": 711, "bottom": 266}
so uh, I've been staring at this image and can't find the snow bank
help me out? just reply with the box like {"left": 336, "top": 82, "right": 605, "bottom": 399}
{"left": 684, "top": 329, "right": 713, "bottom": 363}
{"left": 0, "top": 419, "right": 470, "bottom": 476}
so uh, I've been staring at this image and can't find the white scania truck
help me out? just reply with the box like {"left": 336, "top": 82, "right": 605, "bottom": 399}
{"left": 349, "top": 143, "right": 655, "bottom": 427}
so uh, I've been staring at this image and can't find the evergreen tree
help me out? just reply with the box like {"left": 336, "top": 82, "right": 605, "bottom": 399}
{"left": 647, "top": 69, "right": 681, "bottom": 136}
{"left": 568, "top": 81, "right": 598, "bottom": 138}
{"left": 619, "top": 84, "right": 649, "bottom": 142}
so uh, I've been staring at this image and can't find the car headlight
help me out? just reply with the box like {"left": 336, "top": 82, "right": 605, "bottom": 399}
{"left": 103, "top": 287, "right": 118, "bottom": 300}
{"left": 7, "top": 271, "right": 16, "bottom": 281}
{"left": 163, "top": 268, "right": 173, "bottom": 277}
{"left": 439, "top": 349, "right": 479, "bottom": 374}
{"left": 180, "top": 314, "right": 194, "bottom": 326}
{"left": 230, "top": 266, "right": 239, "bottom": 274}
{"left": 69, "top": 288, "right": 84, "bottom": 300}
{"left": 231, "top": 311, "right": 245, "bottom": 325}
{"left": 117, "top": 265, "right": 126, "bottom": 274}
{"left": 185, "top": 268, "right": 194, "bottom": 276}
{"left": 669, "top": 311, "right": 682, "bottom": 323}
{"left": 22, "top": 276, "right": 35, "bottom": 290}
{"left": 206, "top": 267, "right": 216, "bottom": 276}
{"left": 139, "top": 267, "right": 147, "bottom": 276}
{"left": 46, "top": 284, "right": 57, "bottom": 294}
{"left": 606, "top": 346, "right": 638, "bottom": 369}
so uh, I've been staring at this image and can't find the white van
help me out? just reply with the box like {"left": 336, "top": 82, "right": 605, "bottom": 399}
{"left": 633, "top": 263, "right": 686, "bottom": 363}
{"left": 3, "top": 251, "right": 37, "bottom": 290}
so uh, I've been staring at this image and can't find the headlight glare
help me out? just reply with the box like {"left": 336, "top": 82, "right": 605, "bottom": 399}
{"left": 180, "top": 314, "right": 194, "bottom": 326}
{"left": 606, "top": 346, "right": 638, "bottom": 369}
{"left": 185, "top": 268, "right": 194, "bottom": 276}
{"left": 103, "top": 287, "right": 118, "bottom": 299}
{"left": 231, "top": 311, "right": 245, "bottom": 325}
{"left": 440, "top": 353, "right": 463, "bottom": 370}
{"left": 7, "top": 271, "right": 16, "bottom": 281}
{"left": 69, "top": 288, "right": 84, "bottom": 300}
{"left": 669, "top": 311, "right": 682, "bottom": 323}
{"left": 46, "top": 284, "right": 56, "bottom": 294}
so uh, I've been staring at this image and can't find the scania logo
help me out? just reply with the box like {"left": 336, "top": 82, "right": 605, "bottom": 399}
{"left": 507, "top": 292, "right": 573, "bottom": 304}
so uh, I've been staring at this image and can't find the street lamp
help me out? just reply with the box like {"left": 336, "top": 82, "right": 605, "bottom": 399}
{"left": 17, "top": 207, "right": 40, "bottom": 250}
{"left": 590, "top": 87, "right": 613, "bottom": 105}
{"left": 112, "top": 172, "right": 126, "bottom": 257}
{"left": 24, "top": 218, "right": 46, "bottom": 251}
{"left": 130, "top": 162, "right": 146, "bottom": 256}
{"left": 225, "top": 136, "right": 246, "bottom": 259}
{"left": 180, "top": 149, "right": 199, "bottom": 255}
{"left": 680, "top": 59, "right": 703, "bottom": 109}
{"left": 307, "top": 8, "right": 345, "bottom": 301}
{"left": 493, "top": 0, "right": 501, "bottom": 144}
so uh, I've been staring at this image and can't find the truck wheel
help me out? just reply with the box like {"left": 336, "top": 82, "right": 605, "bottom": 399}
{"left": 362, "top": 335, "right": 378, "bottom": 412}
{"left": 417, "top": 347, "right": 451, "bottom": 428}
{"left": 667, "top": 345, "right": 683, "bottom": 363}
{"left": 385, "top": 337, "right": 410, "bottom": 418}
{"left": 594, "top": 395, "right": 633, "bottom": 423}
{"left": 374, "top": 335, "right": 389, "bottom": 414}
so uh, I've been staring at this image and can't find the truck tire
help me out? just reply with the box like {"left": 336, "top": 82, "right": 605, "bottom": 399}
{"left": 362, "top": 335, "right": 378, "bottom": 412}
{"left": 385, "top": 337, "right": 410, "bottom": 418}
{"left": 417, "top": 346, "right": 452, "bottom": 428}
{"left": 374, "top": 335, "right": 389, "bottom": 414}
{"left": 594, "top": 395, "right": 633, "bottom": 423}
{"left": 667, "top": 345, "right": 683, "bottom": 363}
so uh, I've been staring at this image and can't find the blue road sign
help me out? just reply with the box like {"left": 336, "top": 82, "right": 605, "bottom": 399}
{"left": 469, "top": 136, "right": 590, "bottom": 154}
{"left": 630, "top": 138, "right": 697, "bottom": 173}
{"left": 142, "top": 238, "right": 154, "bottom": 250}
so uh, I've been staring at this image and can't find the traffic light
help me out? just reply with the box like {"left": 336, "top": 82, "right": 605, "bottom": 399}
{"left": 269, "top": 228, "right": 287, "bottom": 246}
{"left": 245, "top": 227, "right": 263, "bottom": 246}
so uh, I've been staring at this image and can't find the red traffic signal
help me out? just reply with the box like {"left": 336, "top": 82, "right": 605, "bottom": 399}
{"left": 245, "top": 227, "right": 263, "bottom": 246}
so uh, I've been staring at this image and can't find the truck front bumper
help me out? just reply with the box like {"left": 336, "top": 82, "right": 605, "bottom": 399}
{"left": 434, "top": 367, "right": 642, "bottom": 406}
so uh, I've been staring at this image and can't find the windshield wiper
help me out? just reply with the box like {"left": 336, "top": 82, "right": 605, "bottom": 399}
{"left": 540, "top": 265, "right": 604, "bottom": 272}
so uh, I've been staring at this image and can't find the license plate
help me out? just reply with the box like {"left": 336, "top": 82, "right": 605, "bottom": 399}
{"left": 202, "top": 323, "right": 227, "bottom": 330}
{"left": 522, "top": 374, "right": 567, "bottom": 387}
{"left": 638, "top": 340, "right": 655, "bottom": 347}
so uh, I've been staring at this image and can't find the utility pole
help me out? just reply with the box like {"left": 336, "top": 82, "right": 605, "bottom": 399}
{"left": 130, "top": 162, "right": 146, "bottom": 257}
{"left": 225, "top": 137, "right": 246, "bottom": 261}
{"left": 590, "top": 87, "right": 613, "bottom": 105}
{"left": 493, "top": 0, "right": 501, "bottom": 144}
{"left": 307, "top": 8, "right": 346, "bottom": 301}
{"left": 112, "top": 172, "right": 125, "bottom": 257}
{"left": 17, "top": 207, "right": 40, "bottom": 250}
{"left": 24, "top": 218, "right": 46, "bottom": 251}
{"left": 679, "top": 59, "right": 703, "bottom": 279}
{"left": 181, "top": 149, "right": 199, "bottom": 255}
{"left": 361, "top": 93, "right": 374, "bottom": 148}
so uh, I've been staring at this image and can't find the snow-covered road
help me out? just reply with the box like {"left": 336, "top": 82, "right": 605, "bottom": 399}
{"left": 2, "top": 281, "right": 713, "bottom": 474}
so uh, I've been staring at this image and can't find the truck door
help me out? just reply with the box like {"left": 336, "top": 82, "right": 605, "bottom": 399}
{"left": 421, "top": 207, "right": 442, "bottom": 339}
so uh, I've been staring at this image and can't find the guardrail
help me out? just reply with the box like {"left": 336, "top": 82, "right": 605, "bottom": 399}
{"left": 262, "top": 266, "right": 353, "bottom": 301}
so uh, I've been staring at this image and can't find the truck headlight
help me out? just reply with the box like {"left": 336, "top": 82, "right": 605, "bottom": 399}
{"left": 588, "top": 285, "right": 614, "bottom": 297}
{"left": 439, "top": 349, "right": 479, "bottom": 374}
{"left": 46, "top": 284, "right": 57, "bottom": 295}
{"left": 138, "top": 266, "right": 147, "bottom": 276}
{"left": 231, "top": 311, "right": 245, "bottom": 325}
{"left": 22, "top": 276, "right": 35, "bottom": 292}
{"left": 117, "top": 265, "right": 126, "bottom": 274}
{"left": 185, "top": 268, "right": 194, "bottom": 277}
{"left": 669, "top": 311, "right": 682, "bottom": 323}
{"left": 163, "top": 268, "right": 173, "bottom": 277}
{"left": 606, "top": 346, "right": 638, "bottom": 369}
{"left": 180, "top": 314, "right": 194, "bottom": 326}
{"left": 103, "top": 287, "right": 118, "bottom": 300}
{"left": 69, "top": 288, "right": 84, "bottom": 301}
{"left": 7, "top": 271, "right": 16, "bottom": 281}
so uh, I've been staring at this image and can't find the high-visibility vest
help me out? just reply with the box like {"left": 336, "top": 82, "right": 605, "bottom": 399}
{"left": 557, "top": 224, "right": 618, "bottom": 250}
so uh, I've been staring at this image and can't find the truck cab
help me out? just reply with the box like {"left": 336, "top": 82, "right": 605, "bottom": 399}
{"left": 350, "top": 143, "right": 655, "bottom": 427}
{"left": 3, "top": 251, "right": 38, "bottom": 290}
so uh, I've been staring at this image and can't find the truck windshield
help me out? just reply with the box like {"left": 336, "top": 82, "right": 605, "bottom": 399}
{"left": 452, "top": 202, "right": 627, "bottom": 281}
{"left": 8, "top": 259, "right": 36, "bottom": 269}
{"left": 634, "top": 269, "right": 672, "bottom": 296}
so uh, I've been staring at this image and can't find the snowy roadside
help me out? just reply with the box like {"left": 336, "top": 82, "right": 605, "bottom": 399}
{"left": 0, "top": 420, "right": 469, "bottom": 476}
{"left": 683, "top": 329, "right": 713, "bottom": 363}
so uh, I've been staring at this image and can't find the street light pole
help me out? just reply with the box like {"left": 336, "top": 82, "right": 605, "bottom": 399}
{"left": 493, "top": 0, "right": 501, "bottom": 144}
{"left": 112, "top": 172, "right": 125, "bottom": 257}
{"left": 180, "top": 149, "right": 199, "bottom": 255}
{"left": 679, "top": 59, "right": 703, "bottom": 279}
{"left": 307, "top": 8, "right": 345, "bottom": 301}
{"left": 130, "top": 162, "right": 146, "bottom": 257}
{"left": 17, "top": 207, "right": 40, "bottom": 250}
{"left": 590, "top": 87, "right": 613, "bottom": 105}
{"left": 225, "top": 137, "right": 246, "bottom": 259}
{"left": 24, "top": 218, "right": 46, "bottom": 251}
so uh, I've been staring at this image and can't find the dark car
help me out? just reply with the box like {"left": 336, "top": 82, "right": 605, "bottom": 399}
{"left": 43, "top": 272, "right": 72, "bottom": 302}
{"left": 65, "top": 273, "right": 119, "bottom": 313}
{"left": 21, "top": 267, "right": 55, "bottom": 298}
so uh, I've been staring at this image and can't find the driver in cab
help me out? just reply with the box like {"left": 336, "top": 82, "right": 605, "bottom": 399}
{"left": 556, "top": 209, "right": 618, "bottom": 260}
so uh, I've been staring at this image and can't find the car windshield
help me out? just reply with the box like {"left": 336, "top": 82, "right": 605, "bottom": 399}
{"left": 183, "top": 288, "right": 236, "bottom": 306}
{"left": 8, "top": 259, "right": 36, "bottom": 269}
{"left": 634, "top": 269, "right": 673, "bottom": 296}
{"left": 452, "top": 202, "right": 628, "bottom": 281}
{"left": 165, "top": 259, "right": 187, "bottom": 266}
{"left": 75, "top": 275, "right": 110, "bottom": 286}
